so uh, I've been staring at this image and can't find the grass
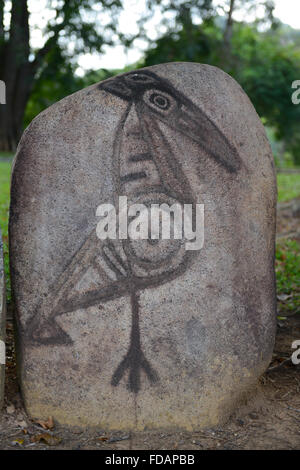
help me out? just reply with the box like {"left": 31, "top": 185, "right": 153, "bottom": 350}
{"left": 277, "top": 173, "right": 300, "bottom": 202}
{"left": 276, "top": 239, "right": 300, "bottom": 316}
{"left": 0, "top": 154, "right": 299, "bottom": 311}
{"left": 0, "top": 156, "right": 12, "bottom": 303}
{"left": 275, "top": 173, "right": 300, "bottom": 316}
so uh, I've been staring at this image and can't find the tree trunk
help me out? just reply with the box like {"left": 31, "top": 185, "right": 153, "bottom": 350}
{"left": 220, "top": 0, "right": 235, "bottom": 71}
{"left": 0, "top": 0, "right": 4, "bottom": 62}
{"left": 0, "top": 0, "right": 119, "bottom": 152}
{"left": 0, "top": 0, "right": 32, "bottom": 152}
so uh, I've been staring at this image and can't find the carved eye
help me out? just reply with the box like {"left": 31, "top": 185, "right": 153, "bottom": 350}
{"left": 149, "top": 93, "right": 170, "bottom": 110}
{"left": 143, "top": 89, "right": 175, "bottom": 113}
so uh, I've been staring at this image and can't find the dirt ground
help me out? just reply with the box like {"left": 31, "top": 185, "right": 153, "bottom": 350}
{"left": 0, "top": 201, "right": 299, "bottom": 450}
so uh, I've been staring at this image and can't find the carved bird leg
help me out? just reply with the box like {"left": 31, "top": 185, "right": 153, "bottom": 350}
{"left": 111, "top": 289, "right": 158, "bottom": 393}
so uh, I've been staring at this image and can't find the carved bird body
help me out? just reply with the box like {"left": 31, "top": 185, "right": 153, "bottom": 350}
{"left": 26, "top": 70, "right": 241, "bottom": 393}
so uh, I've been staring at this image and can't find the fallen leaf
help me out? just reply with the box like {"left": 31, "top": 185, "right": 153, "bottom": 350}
{"left": 35, "top": 416, "right": 54, "bottom": 430}
{"left": 18, "top": 420, "right": 28, "bottom": 428}
{"left": 97, "top": 435, "right": 108, "bottom": 442}
{"left": 6, "top": 404, "right": 15, "bottom": 415}
{"left": 31, "top": 433, "right": 62, "bottom": 446}
{"left": 277, "top": 294, "right": 292, "bottom": 301}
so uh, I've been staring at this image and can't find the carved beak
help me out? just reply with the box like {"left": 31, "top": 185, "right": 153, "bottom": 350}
{"left": 140, "top": 98, "right": 242, "bottom": 175}
{"left": 166, "top": 102, "right": 242, "bottom": 174}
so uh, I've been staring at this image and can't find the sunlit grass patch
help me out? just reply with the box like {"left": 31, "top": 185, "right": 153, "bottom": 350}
{"left": 277, "top": 173, "right": 300, "bottom": 202}
{"left": 276, "top": 239, "right": 300, "bottom": 316}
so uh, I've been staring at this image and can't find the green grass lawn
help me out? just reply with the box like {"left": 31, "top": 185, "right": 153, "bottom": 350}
{"left": 0, "top": 155, "right": 299, "bottom": 312}
{"left": 277, "top": 173, "right": 300, "bottom": 202}
{"left": 276, "top": 174, "right": 300, "bottom": 316}
{"left": 276, "top": 239, "right": 300, "bottom": 316}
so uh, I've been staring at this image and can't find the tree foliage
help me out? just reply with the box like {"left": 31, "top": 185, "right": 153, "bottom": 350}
{"left": 142, "top": 1, "right": 300, "bottom": 165}
{"left": 2, "top": 0, "right": 300, "bottom": 164}
{"left": 0, "top": 0, "right": 124, "bottom": 151}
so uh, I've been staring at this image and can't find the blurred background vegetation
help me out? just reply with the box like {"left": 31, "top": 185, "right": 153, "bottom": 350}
{"left": 0, "top": 0, "right": 299, "bottom": 165}
{"left": 0, "top": 0, "right": 299, "bottom": 313}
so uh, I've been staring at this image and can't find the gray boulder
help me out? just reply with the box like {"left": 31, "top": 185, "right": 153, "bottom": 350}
{"left": 9, "top": 63, "right": 277, "bottom": 430}
{"left": 0, "top": 229, "right": 6, "bottom": 412}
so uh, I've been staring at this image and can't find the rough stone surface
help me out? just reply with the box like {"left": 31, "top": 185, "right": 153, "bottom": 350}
{"left": 0, "top": 229, "right": 5, "bottom": 412}
{"left": 9, "top": 62, "right": 277, "bottom": 430}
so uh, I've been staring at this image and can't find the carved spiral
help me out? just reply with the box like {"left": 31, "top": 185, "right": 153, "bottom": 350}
{"left": 121, "top": 191, "right": 189, "bottom": 278}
